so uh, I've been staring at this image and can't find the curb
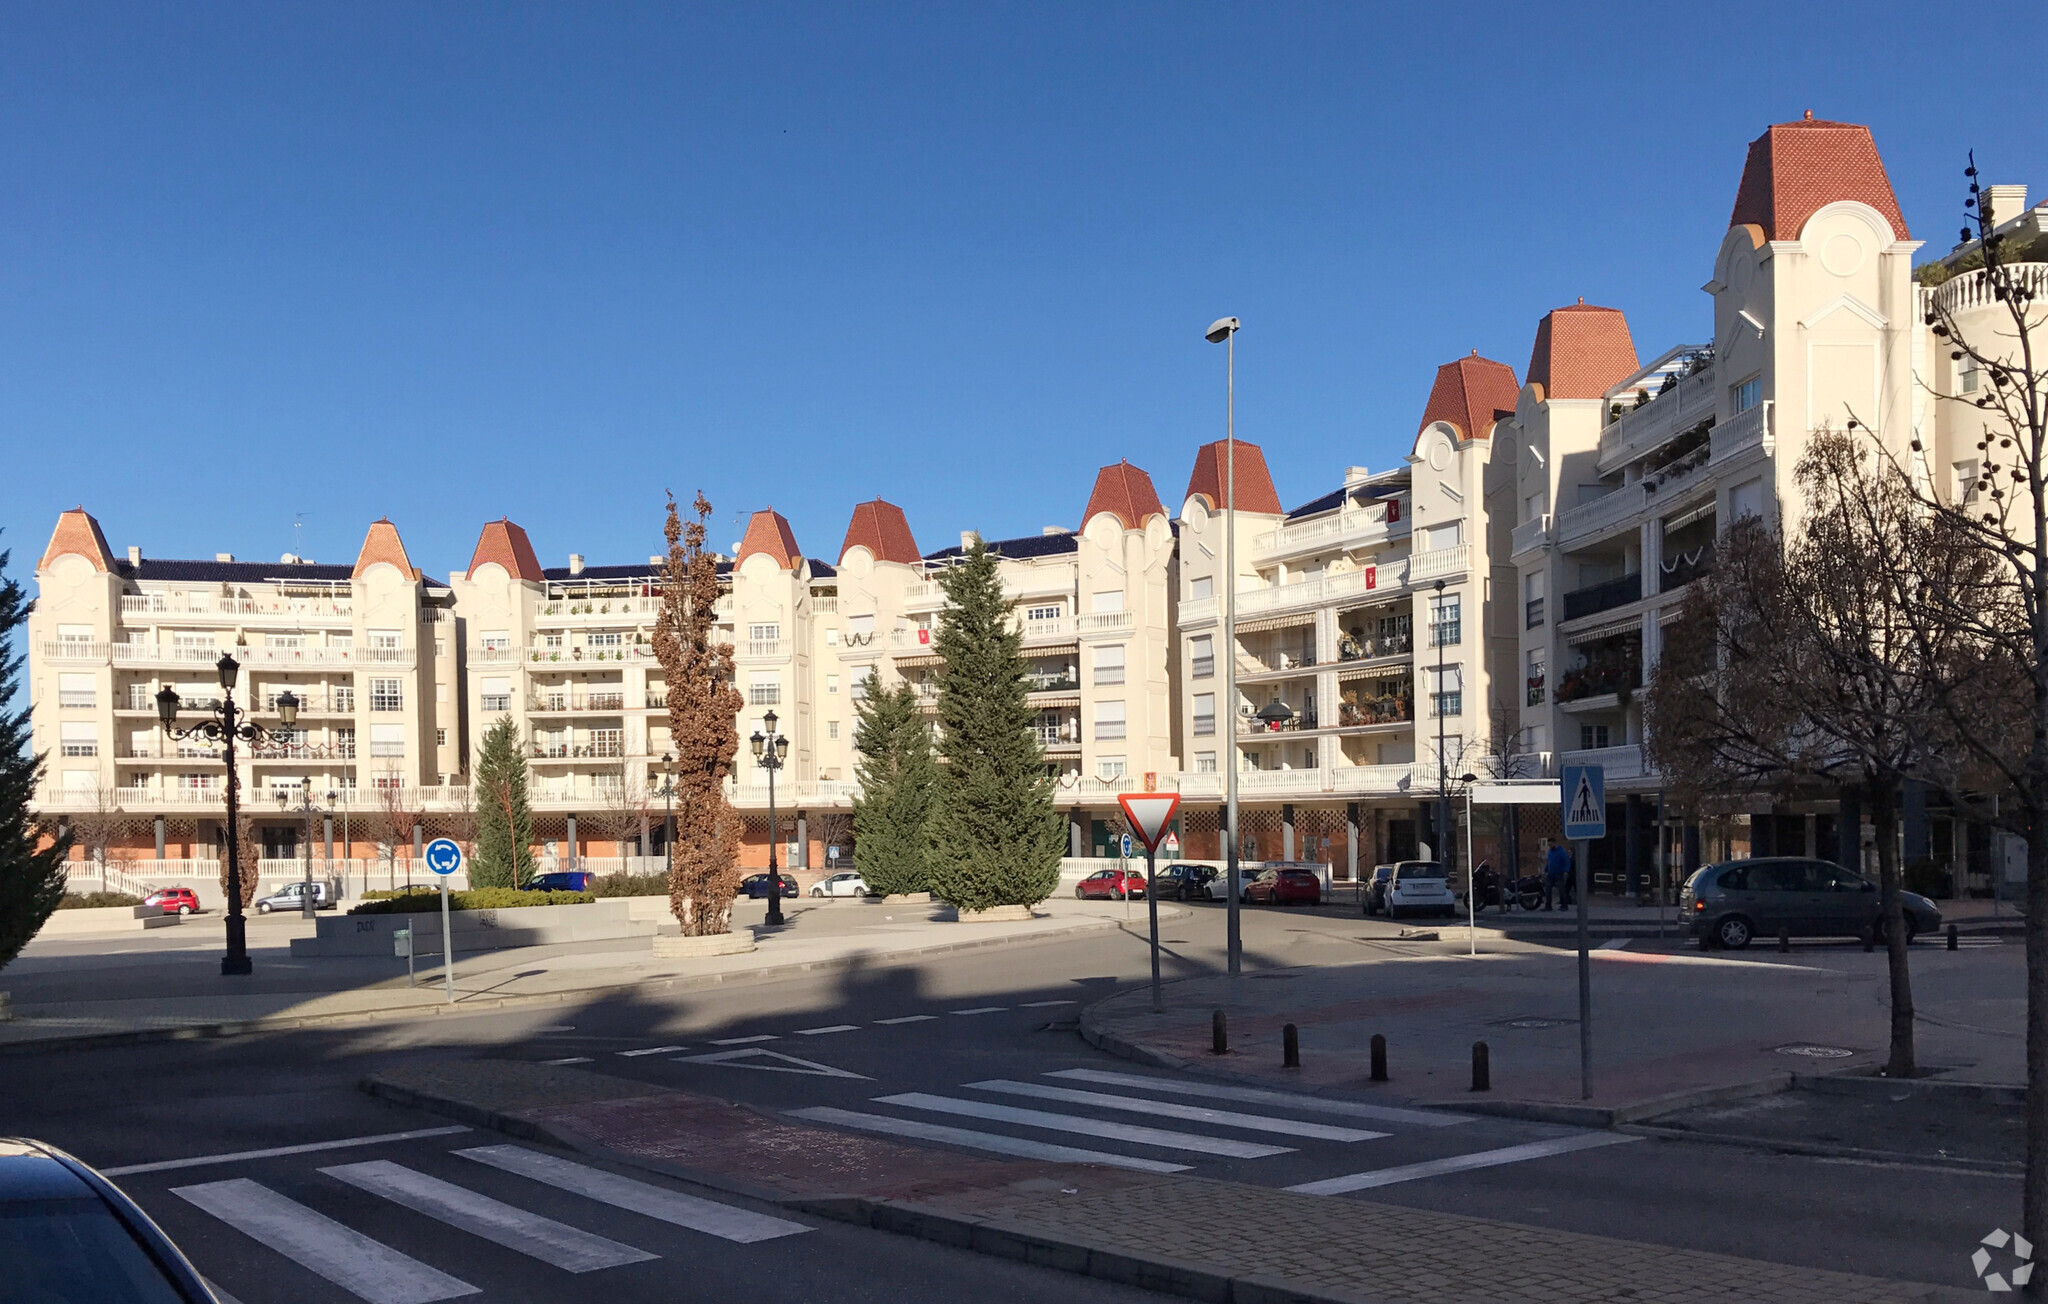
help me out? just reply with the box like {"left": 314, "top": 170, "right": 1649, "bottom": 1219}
{"left": 1439, "top": 1073, "right": 1794, "bottom": 1129}
{"left": 0, "top": 914, "right": 1128, "bottom": 1057}
{"left": 1618, "top": 1122, "right": 2024, "bottom": 1175}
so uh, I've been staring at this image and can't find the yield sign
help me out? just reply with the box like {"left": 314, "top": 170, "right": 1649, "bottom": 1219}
{"left": 1117, "top": 792, "right": 1182, "bottom": 852}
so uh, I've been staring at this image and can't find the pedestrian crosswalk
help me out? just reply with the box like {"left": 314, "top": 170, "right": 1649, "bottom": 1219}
{"left": 168, "top": 1142, "right": 808, "bottom": 1304}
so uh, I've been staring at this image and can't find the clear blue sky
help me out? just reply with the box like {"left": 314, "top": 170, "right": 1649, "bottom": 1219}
{"left": 3, "top": 2, "right": 2042, "bottom": 578}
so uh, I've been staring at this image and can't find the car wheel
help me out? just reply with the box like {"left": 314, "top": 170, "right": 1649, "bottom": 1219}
{"left": 257, "top": 902, "right": 271, "bottom": 914}
{"left": 178, "top": 905, "right": 191, "bottom": 916}
{"left": 1715, "top": 915, "right": 1754, "bottom": 950}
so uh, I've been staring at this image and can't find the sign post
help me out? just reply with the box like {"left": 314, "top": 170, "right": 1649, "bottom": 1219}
{"left": 1559, "top": 764, "right": 1607, "bottom": 1101}
{"left": 424, "top": 838, "right": 464, "bottom": 1004}
{"left": 1119, "top": 832, "right": 1134, "bottom": 922}
{"left": 1118, "top": 792, "right": 1182, "bottom": 1014}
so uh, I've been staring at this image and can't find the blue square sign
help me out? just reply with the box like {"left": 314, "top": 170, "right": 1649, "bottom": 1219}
{"left": 1560, "top": 765, "right": 1606, "bottom": 841}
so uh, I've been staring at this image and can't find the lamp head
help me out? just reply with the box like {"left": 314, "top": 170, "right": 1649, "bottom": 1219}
{"left": 774, "top": 734, "right": 789, "bottom": 762}
{"left": 1460, "top": 772, "right": 1478, "bottom": 784}
{"left": 1204, "top": 316, "right": 1240, "bottom": 344}
{"left": 155, "top": 685, "right": 181, "bottom": 730}
{"left": 275, "top": 689, "right": 299, "bottom": 727}
{"left": 763, "top": 708, "right": 778, "bottom": 734}
{"left": 750, "top": 730, "right": 765, "bottom": 759}
{"left": 216, "top": 652, "right": 240, "bottom": 691}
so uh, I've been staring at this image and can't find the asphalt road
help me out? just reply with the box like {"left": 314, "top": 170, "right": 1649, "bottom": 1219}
{"left": 1, "top": 902, "right": 2019, "bottom": 1301}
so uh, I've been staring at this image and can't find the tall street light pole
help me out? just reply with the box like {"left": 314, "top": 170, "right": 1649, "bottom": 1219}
{"left": 658, "top": 751, "right": 676, "bottom": 875}
{"left": 276, "top": 782, "right": 321, "bottom": 919}
{"left": 1433, "top": 579, "right": 1451, "bottom": 875}
{"left": 157, "top": 652, "right": 283, "bottom": 976}
{"left": 1205, "top": 315, "right": 1242, "bottom": 977}
{"left": 751, "top": 710, "right": 789, "bottom": 927}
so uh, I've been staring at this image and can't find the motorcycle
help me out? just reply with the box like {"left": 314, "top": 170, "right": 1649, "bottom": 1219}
{"left": 1472, "top": 866, "right": 1545, "bottom": 912}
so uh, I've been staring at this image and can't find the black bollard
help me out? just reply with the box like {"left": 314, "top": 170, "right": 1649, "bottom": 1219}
{"left": 1212, "top": 1009, "right": 1229, "bottom": 1055}
{"left": 1471, "top": 1040, "right": 1490, "bottom": 1092}
{"left": 1282, "top": 1023, "right": 1300, "bottom": 1069}
{"left": 1778, "top": 926, "right": 1789, "bottom": 953}
{"left": 1370, "top": 1033, "right": 1388, "bottom": 1082}
{"left": 1862, "top": 925, "right": 1875, "bottom": 953}
{"left": 1948, "top": 924, "right": 1959, "bottom": 952}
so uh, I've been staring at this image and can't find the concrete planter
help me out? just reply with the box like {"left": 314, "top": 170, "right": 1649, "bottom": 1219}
{"left": 957, "top": 904, "right": 1038, "bottom": 923}
{"left": 883, "top": 892, "right": 934, "bottom": 904}
{"left": 651, "top": 931, "right": 757, "bottom": 958}
{"left": 291, "top": 899, "right": 656, "bottom": 958}
{"left": 38, "top": 904, "right": 182, "bottom": 935}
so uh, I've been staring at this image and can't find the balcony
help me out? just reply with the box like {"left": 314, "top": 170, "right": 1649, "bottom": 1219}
{"left": 1598, "top": 357, "right": 1716, "bottom": 473}
{"left": 741, "top": 638, "right": 786, "bottom": 659}
{"left": 1020, "top": 616, "right": 1074, "bottom": 646}
{"left": 1510, "top": 513, "right": 1552, "bottom": 561}
{"left": 1934, "top": 263, "right": 2048, "bottom": 315}
{"left": 1179, "top": 559, "right": 1414, "bottom": 627}
{"left": 469, "top": 647, "right": 521, "bottom": 664}
{"left": 1250, "top": 499, "right": 1407, "bottom": 562}
{"left": 42, "top": 640, "right": 109, "bottom": 663}
{"left": 529, "top": 692, "right": 628, "bottom": 713}
{"left": 1658, "top": 542, "right": 1715, "bottom": 594}
{"left": 1335, "top": 686, "right": 1412, "bottom": 729}
{"left": 530, "top": 740, "right": 627, "bottom": 760}
{"left": 1336, "top": 629, "right": 1411, "bottom": 663}
{"left": 1554, "top": 484, "right": 1645, "bottom": 548}
{"left": 1407, "top": 544, "right": 1471, "bottom": 584}
{"left": 1185, "top": 763, "right": 1425, "bottom": 800}
{"left": 536, "top": 597, "right": 661, "bottom": 622}
{"left": 1709, "top": 400, "right": 1773, "bottom": 467}
{"left": 1559, "top": 743, "right": 1645, "bottom": 781}
{"left": 1561, "top": 573, "right": 1640, "bottom": 623}
{"left": 1556, "top": 657, "right": 1641, "bottom": 705}
{"left": 1025, "top": 673, "right": 1080, "bottom": 695}
{"left": 119, "top": 593, "right": 353, "bottom": 621}
{"left": 1076, "top": 610, "right": 1134, "bottom": 636}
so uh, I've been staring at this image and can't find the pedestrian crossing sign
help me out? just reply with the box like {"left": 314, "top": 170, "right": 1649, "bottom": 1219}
{"left": 1560, "top": 764, "right": 1606, "bottom": 840}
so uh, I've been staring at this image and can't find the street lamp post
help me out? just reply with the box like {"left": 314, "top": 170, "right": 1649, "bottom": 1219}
{"left": 1206, "top": 314, "right": 1243, "bottom": 977}
{"left": 275, "top": 783, "right": 323, "bottom": 919}
{"left": 750, "top": 711, "right": 790, "bottom": 927}
{"left": 156, "top": 652, "right": 286, "bottom": 976}
{"left": 657, "top": 752, "right": 676, "bottom": 875}
{"left": 1433, "top": 579, "right": 1451, "bottom": 876}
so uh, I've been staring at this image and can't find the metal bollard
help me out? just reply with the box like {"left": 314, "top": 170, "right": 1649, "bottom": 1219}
{"left": 1212, "top": 1009, "right": 1229, "bottom": 1055}
{"left": 1471, "top": 1041, "right": 1490, "bottom": 1092}
{"left": 1862, "top": 925, "right": 1875, "bottom": 953}
{"left": 1370, "top": 1033, "right": 1387, "bottom": 1082}
{"left": 1282, "top": 1023, "right": 1300, "bottom": 1069}
{"left": 1778, "top": 926, "right": 1789, "bottom": 953}
{"left": 1948, "top": 923, "right": 1959, "bottom": 952}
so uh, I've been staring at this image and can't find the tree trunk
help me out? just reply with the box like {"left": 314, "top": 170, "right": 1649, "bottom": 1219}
{"left": 2027, "top": 767, "right": 2048, "bottom": 1295}
{"left": 1868, "top": 778, "right": 1914, "bottom": 1079}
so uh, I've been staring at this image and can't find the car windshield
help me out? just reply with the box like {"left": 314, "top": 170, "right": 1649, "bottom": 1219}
{"left": 0, "top": 1196, "right": 192, "bottom": 1303}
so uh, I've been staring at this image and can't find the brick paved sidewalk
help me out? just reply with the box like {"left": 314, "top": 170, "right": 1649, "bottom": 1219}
{"left": 364, "top": 1058, "right": 1975, "bottom": 1304}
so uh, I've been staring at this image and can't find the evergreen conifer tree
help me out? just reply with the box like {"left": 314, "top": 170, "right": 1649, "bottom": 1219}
{"left": 0, "top": 546, "right": 68, "bottom": 969}
{"left": 472, "top": 716, "right": 535, "bottom": 888}
{"left": 926, "top": 540, "right": 1063, "bottom": 909}
{"left": 851, "top": 670, "right": 934, "bottom": 896}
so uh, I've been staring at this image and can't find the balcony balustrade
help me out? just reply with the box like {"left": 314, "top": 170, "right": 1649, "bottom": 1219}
{"left": 1598, "top": 358, "right": 1715, "bottom": 471}
{"left": 1561, "top": 573, "right": 1641, "bottom": 622}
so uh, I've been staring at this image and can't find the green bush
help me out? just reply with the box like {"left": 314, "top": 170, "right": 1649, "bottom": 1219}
{"left": 349, "top": 888, "right": 594, "bottom": 914}
{"left": 588, "top": 872, "right": 668, "bottom": 898}
{"left": 56, "top": 891, "right": 144, "bottom": 910}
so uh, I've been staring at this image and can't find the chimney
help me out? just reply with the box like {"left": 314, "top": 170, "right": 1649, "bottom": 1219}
{"left": 960, "top": 530, "right": 978, "bottom": 550}
{"left": 1343, "top": 466, "right": 1372, "bottom": 486}
{"left": 648, "top": 555, "right": 663, "bottom": 567}
{"left": 126, "top": 545, "right": 141, "bottom": 566}
{"left": 1984, "top": 184, "right": 2030, "bottom": 227}
{"left": 215, "top": 552, "right": 234, "bottom": 563}
{"left": 568, "top": 553, "right": 585, "bottom": 576}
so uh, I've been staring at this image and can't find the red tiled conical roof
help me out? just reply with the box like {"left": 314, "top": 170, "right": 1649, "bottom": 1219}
{"left": 1418, "top": 353, "right": 1520, "bottom": 439}
{"left": 39, "top": 507, "right": 115, "bottom": 573}
{"left": 467, "top": 518, "right": 545, "bottom": 582}
{"left": 1526, "top": 302, "right": 1640, "bottom": 401}
{"left": 353, "top": 518, "right": 420, "bottom": 581}
{"left": 1082, "top": 460, "right": 1167, "bottom": 530}
{"left": 1183, "top": 440, "right": 1283, "bottom": 515}
{"left": 737, "top": 509, "right": 803, "bottom": 570}
{"left": 1728, "top": 114, "right": 1908, "bottom": 242}
{"left": 839, "top": 500, "right": 921, "bottom": 566}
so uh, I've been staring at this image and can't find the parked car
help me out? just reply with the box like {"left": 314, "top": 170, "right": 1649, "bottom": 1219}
{"left": 1245, "top": 866, "right": 1322, "bottom": 906}
{"left": 810, "top": 871, "right": 872, "bottom": 898}
{"left": 142, "top": 888, "right": 200, "bottom": 916}
{"left": 1384, "top": 861, "right": 1457, "bottom": 918}
{"left": 1, "top": 1136, "right": 221, "bottom": 1302}
{"left": 1151, "top": 864, "right": 1218, "bottom": 901}
{"left": 1073, "top": 868, "right": 1146, "bottom": 900}
{"left": 739, "top": 872, "right": 800, "bottom": 898}
{"left": 253, "top": 881, "right": 334, "bottom": 913}
{"left": 1360, "top": 864, "right": 1397, "bottom": 915}
{"left": 527, "top": 870, "right": 591, "bottom": 892}
{"left": 1681, "top": 857, "right": 1944, "bottom": 949}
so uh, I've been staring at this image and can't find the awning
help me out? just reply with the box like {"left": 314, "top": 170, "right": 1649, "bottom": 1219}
{"left": 893, "top": 652, "right": 944, "bottom": 669}
{"left": 1662, "top": 498, "right": 1715, "bottom": 532}
{"left": 1234, "top": 610, "right": 1317, "bottom": 635}
{"left": 1566, "top": 617, "right": 1642, "bottom": 647}
{"left": 1336, "top": 662, "right": 1411, "bottom": 681}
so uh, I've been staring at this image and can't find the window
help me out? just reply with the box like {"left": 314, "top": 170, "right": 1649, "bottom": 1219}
{"left": 1525, "top": 573, "right": 1545, "bottom": 628}
{"left": 1962, "top": 364, "right": 1980, "bottom": 394}
{"left": 1428, "top": 593, "right": 1462, "bottom": 647}
{"left": 847, "top": 614, "right": 875, "bottom": 643}
{"left": 1190, "top": 575, "right": 1213, "bottom": 600}
{"left": 176, "top": 772, "right": 220, "bottom": 793}
{"left": 588, "top": 631, "right": 621, "bottom": 649}
{"left": 1097, "top": 756, "right": 1128, "bottom": 781}
{"left": 336, "top": 727, "right": 356, "bottom": 757}
{"left": 1090, "top": 591, "right": 1124, "bottom": 613}
{"left": 747, "top": 623, "right": 780, "bottom": 655}
{"left": 329, "top": 635, "right": 352, "bottom": 652}
{"left": 59, "top": 673, "right": 95, "bottom": 708}
{"left": 334, "top": 685, "right": 355, "bottom": 712}
{"left": 1729, "top": 477, "right": 1765, "bottom": 521}
{"left": 127, "top": 683, "right": 152, "bottom": 710}
{"left": 1094, "top": 645, "right": 1126, "bottom": 686}
{"left": 1954, "top": 459, "right": 1982, "bottom": 505}
{"left": 1193, "top": 693, "right": 1216, "bottom": 737}
{"left": 849, "top": 675, "right": 871, "bottom": 702}
{"left": 1422, "top": 522, "right": 1461, "bottom": 552}
{"left": 370, "top": 724, "right": 404, "bottom": 757}
{"left": 1025, "top": 603, "right": 1063, "bottom": 623}
{"left": 434, "top": 640, "right": 446, "bottom": 658}
{"left": 749, "top": 676, "right": 780, "bottom": 706}
{"left": 60, "top": 722, "right": 98, "bottom": 756}
{"left": 827, "top": 720, "right": 839, "bottom": 740}
{"left": 267, "top": 634, "right": 303, "bottom": 650}
{"left": 368, "top": 628, "right": 402, "bottom": 651}
{"left": 373, "top": 774, "right": 403, "bottom": 791}
{"left": 435, "top": 729, "right": 447, "bottom": 747}
{"left": 1094, "top": 700, "right": 1127, "bottom": 741}
{"left": 592, "top": 728, "right": 623, "bottom": 758}
{"left": 370, "top": 678, "right": 403, "bottom": 711}
{"left": 1734, "top": 377, "right": 1761, "bottom": 412}
{"left": 1581, "top": 724, "right": 1610, "bottom": 749}
{"left": 542, "top": 633, "right": 564, "bottom": 650}
{"left": 1190, "top": 635, "right": 1213, "bottom": 679}
{"left": 1524, "top": 489, "right": 1548, "bottom": 522}
{"left": 481, "top": 631, "right": 510, "bottom": 652}
{"left": 1428, "top": 667, "right": 1462, "bottom": 718}
{"left": 58, "top": 623, "right": 94, "bottom": 644}
{"left": 1527, "top": 650, "right": 1546, "bottom": 706}
{"left": 1195, "top": 751, "right": 1217, "bottom": 773}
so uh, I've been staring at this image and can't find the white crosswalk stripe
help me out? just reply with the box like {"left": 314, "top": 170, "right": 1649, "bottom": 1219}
{"left": 321, "top": 1160, "right": 655, "bottom": 1272}
{"left": 173, "top": 1177, "right": 480, "bottom": 1304}
{"left": 872, "top": 1091, "right": 1294, "bottom": 1158}
{"left": 616, "top": 1045, "right": 689, "bottom": 1057}
{"left": 1046, "top": 1068, "right": 1472, "bottom": 1127}
{"left": 1286, "top": 1133, "right": 1642, "bottom": 1194}
{"left": 873, "top": 1014, "right": 936, "bottom": 1024}
{"left": 790, "top": 1106, "right": 1189, "bottom": 1173}
{"left": 456, "top": 1145, "right": 809, "bottom": 1242}
{"left": 963, "top": 1079, "right": 1389, "bottom": 1142}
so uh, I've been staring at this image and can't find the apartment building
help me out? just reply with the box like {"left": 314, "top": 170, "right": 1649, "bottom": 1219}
{"left": 29, "top": 510, "right": 458, "bottom": 864}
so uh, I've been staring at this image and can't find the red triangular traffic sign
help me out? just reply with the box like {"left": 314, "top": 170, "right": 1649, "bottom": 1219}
{"left": 1117, "top": 791, "right": 1182, "bottom": 852}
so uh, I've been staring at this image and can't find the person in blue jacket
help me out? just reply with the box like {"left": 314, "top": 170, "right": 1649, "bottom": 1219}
{"left": 1543, "top": 839, "right": 1573, "bottom": 911}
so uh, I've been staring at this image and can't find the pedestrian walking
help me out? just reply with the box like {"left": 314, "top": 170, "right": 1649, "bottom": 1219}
{"left": 1543, "top": 839, "right": 1572, "bottom": 911}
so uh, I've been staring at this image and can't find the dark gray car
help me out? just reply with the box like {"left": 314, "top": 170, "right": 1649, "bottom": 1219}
{"left": 1680, "top": 857, "right": 1942, "bottom": 949}
{"left": 0, "top": 1137, "right": 220, "bottom": 1301}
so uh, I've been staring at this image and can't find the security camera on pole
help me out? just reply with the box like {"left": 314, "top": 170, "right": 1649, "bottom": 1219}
{"left": 1118, "top": 787, "right": 1182, "bottom": 1014}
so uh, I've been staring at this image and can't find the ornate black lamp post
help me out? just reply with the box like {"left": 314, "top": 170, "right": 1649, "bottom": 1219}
{"left": 156, "top": 652, "right": 292, "bottom": 976}
{"left": 750, "top": 709, "right": 790, "bottom": 926}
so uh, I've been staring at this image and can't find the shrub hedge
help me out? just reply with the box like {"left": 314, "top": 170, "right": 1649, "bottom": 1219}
{"left": 589, "top": 872, "right": 669, "bottom": 898}
{"left": 56, "top": 891, "right": 145, "bottom": 910}
{"left": 349, "top": 888, "right": 594, "bottom": 914}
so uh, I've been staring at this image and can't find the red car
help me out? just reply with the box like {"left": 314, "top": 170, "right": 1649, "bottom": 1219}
{"left": 1245, "top": 868, "right": 1322, "bottom": 906}
{"left": 142, "top": 887, "right": 200, "bottom": 916}
{"left": 1073, "top": 868, "right": 1147, "bottom": 900}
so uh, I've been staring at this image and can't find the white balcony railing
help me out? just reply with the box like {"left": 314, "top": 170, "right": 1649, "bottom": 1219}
{"left": 1598, "top": 361, "right": 1716, "bottom": 472}
{"left": 1934, "top": 263, "right": 2048, "bottom": 316}
{"left": 1709, "top": 400, "right": 1773, "bottom": 467}
{"left": 1021, "top": 616, "right": 1073, "bottom": 643}
{"left": 119, "top": 593, "right": 354, "bottom": 620}
{"left": 41, "top": 641, "right": 110, "bottom": 662}
{"left": 1251, "top": 499, "right": 1408, "bottom": 561}
{"left": 1554, "top": 485, "right": 1646, "bottom": 549}
{"left": 1510, "top": 513, "right": 1552, "bottom": 560}
{"left": 1557, "top": 743, "right": 1646, "bottom": 781}
{"left": 1406, "top": 544, "right": 1471, "bottom": 584}
{"left": 1075, "top": 610, "right": 1134, "bottom": 635}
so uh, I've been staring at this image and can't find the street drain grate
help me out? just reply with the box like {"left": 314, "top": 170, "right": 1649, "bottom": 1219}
{"left": 1774, "top": 1044, "right": 1856, "bottom": 1059}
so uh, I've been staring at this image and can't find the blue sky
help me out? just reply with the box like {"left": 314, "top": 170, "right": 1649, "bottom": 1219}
{"left": 3, "top": 2, "right": 2043, "bottom": 579}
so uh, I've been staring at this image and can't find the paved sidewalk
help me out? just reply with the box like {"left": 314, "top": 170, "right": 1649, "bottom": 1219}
{"left": 362, "top": 1057, "right": 1974, "bottom": 1304}
{"left": 0, "top": 899, "right": 1155, "bottom": 1049}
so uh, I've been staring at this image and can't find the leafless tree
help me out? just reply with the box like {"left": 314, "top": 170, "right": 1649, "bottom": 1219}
{"left": 367, "top": 771, "right": 424, "bottom": 892}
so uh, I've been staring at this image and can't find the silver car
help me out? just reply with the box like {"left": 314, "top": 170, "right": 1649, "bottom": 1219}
{"left": 254, "top": 881, "right": 335, "bottom": 913}
{"left": 1680, "top": 857, "right": 1942, "bottom": 949}
{"left": 810, "top": 871, "right": 872, "bottom": 898}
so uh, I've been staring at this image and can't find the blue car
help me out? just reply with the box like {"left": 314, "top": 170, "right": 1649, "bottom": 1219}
{"left": 1, "top": 1136, "right": 220, "bottom": 1301}
{"left": 739, "top": 873, "right": 799, "bottom": 899}
{"left": 527, "top": 871, "right": 592, "bottom": 892}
